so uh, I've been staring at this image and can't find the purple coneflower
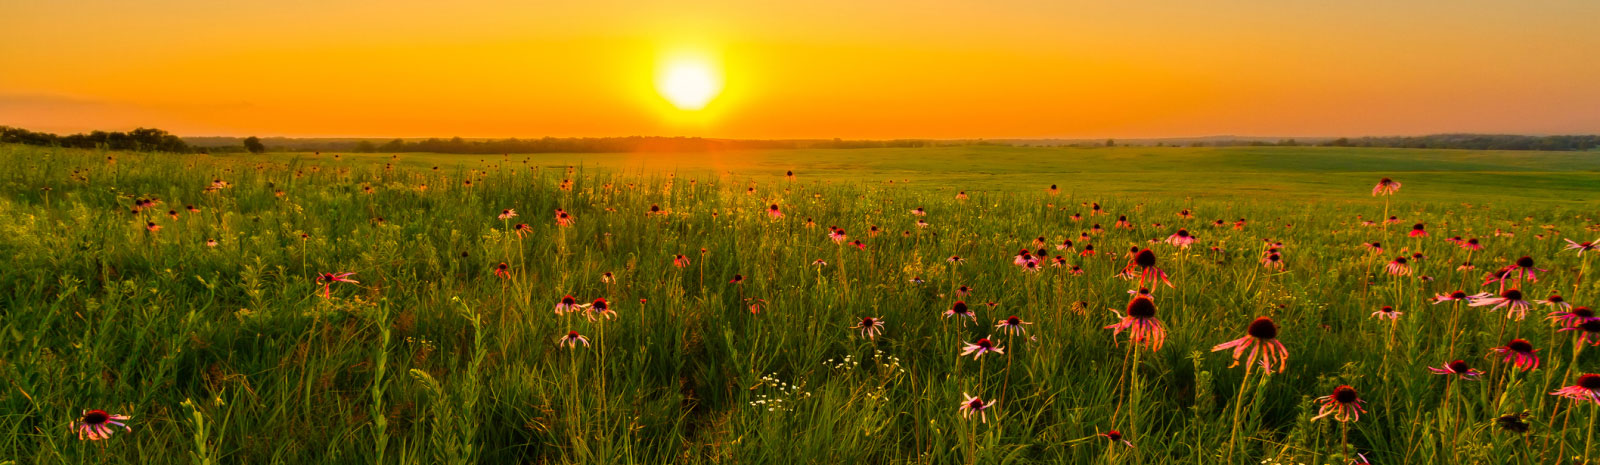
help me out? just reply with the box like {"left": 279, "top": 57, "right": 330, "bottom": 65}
{"left": 1428, "top": 359, "right": 1484, "bottom": 380}
{"left": 1212, "top": 316, "right": 1289, "bottom": 372}
{"left": 1372, "top": 178, "right": 1401, "bottom": 196}
{"left": 1105, "top": 295, "right": 1166, "bottom": 351}
{"left": 1559, "top": 319, "right": 1600, "bottom": 346}
{"left": 958, "top": 393, "right": 995, "bottom": 422}
{"left": 853, "top": 316, "right": 885, "bottom": 339}
{"left": 555, "top": 294, "right": 579, "bottom": 314}
{"left": 72, "top": 409, "right": 131, "bottom": 441}
{"left": 1409, "top": 223, "right": 1428, "bottom": 238}
{"left": 1101, "top": 430, "right": 1134, "bottom": 448}
{"left": 1548, "top": 306, "right": 1595, "bottom": 328}
{"left": 1565, "top": 238, "right": 1597, "bottom": 255}
{"left": 1551, "top": 374, "right": 1600, "bottom": 404}
{"left": 1537, "top": 294, "right": 1571, "bottom": 311}
{"left": 315, "top": 272, "right": 358, "bottom": 298}
{"left": 1165, "top": 229, "right": 1197, "bottom": 248}
{"left": 1470, "top": 289, "right": 1533, "bottom": 320}
{"left": 1312, "top": 385, "right": 1366, "bottom": 422}
{"left": 961, "top": 337, "right": 1004, "bottom": 359}
{"left": 1370, "top": 305, "right": 1402, "bottom": 320}
{"left": 1491, "top": 338, "right": 1541, "bottom": 371}
{"left": 586, "top": 298, "right": 616, "bottom": 321}
{"left": 1385, "top": 257, "right": 1411, "bottom": 276}
{"left": 996, "top": 315, "right": 1033, "bottom": 336}
{"left": 559, "top": 330, "right": 590, "bottom": 348}
{"left": 497, "top": 208, "right": 517, "bottom": 220}
{"left": 945, "top": 301, "right": 977, "bottom": 325}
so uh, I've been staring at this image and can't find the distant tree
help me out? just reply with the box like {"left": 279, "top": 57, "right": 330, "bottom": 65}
{"left": 1106, "top": 139, "right": 1116, "bottom": 147}
{"left": 243, "top": 136, "right": 265, "bottom": 154}
{"left": 353, "top": 140, "right": 377, "bottom": 153}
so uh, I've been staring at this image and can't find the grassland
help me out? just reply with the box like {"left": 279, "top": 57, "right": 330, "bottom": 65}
{"left": 0, "top": 143, "right": 1597, "bottom": 464}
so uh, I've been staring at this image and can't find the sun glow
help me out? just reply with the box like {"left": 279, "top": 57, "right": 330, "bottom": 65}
{"left": 655, "top": 56, "right": 723, "bottom": 111}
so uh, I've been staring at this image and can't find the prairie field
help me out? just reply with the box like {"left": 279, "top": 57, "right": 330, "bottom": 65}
{"left": 3, "top": 143, "right": 1600, "bottom": 465}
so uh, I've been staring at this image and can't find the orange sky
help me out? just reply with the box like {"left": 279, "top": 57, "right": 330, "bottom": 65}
{"left": 2, "top": 0, "right": 1598, "bottom": 139}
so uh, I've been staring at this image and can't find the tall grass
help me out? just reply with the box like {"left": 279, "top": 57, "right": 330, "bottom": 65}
{"left": 0, "top": 144, "right": 1596, "bottom": 464}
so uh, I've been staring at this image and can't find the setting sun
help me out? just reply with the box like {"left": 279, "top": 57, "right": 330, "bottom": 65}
{"left": 655, "top": 57, "right": 722, "bottom": 111}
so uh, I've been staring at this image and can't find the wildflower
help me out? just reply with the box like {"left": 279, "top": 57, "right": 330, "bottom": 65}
{"left": 145, "top": 221, "right": 161, "bottom": 232}
{"left": 1538, "top": 294, "right": 1572, "bottom": 311}
{"left": 1101, "top": 429, "right": 1135, "bottom": 448}
{"left": 829, "top": 228, "right": 847, "bottom": 243}
{"left": 1506, "top": 256, "right": 1546, "bottom": 284}
{"left": 1372, "top": 177, "right": 1402, "bottom": 196}
{"left": 1460, "top": 237, "right": 1483, "bottom": 251}
{"left": 995, "top": 315, "right": 1033, "bottom": 336}
{"left": 72, "top": 409, "right": 132, "bottom": 441}
{"left": 205, "top": 238, "right": 217, "bottom": 247}
{"left": 315, "top": 272, "right": 358, "bottom": 298}
{"left": 956, "top": 285, "right": 972, "bottom": 297}
{"left": 1370, "top": 305, "right": 1402, "bottom": 320}
{"left": 958, "top": 393, "right": 995, "bottom": 422}
{"left": 494, "top": 262, "right": 510, "bottom": 279}
{"left": 558, "top": 330, "right": 590, "bottom": 349}
{"left": 1212, "top": 317, "right": 1289, "bottom": 372}
{"left": 1385, "top": 257, "right": 1411, "bottom": 276}
{"left": 947, "top": 255, "right": 964, "bottom": 264}
{"left": 1312, "top": 385, "right": 1366, "bottom": 422}
{"left": 768, "top": 204, "right": 784, "bottom": 219}
{"left": 811, "top": 258, "right": 828, "bottom": 267}
{"left": 1433, "top": 290, "right": 1483, "bottom": 304}
{"left": 1079, "top": 244, "right": 1096, "bottom": 257}
{"left": 601, "top": 272, "right": 615, "bottom": 283}
{"left": 1470, "top": 289, "right": 1533, "bottom": 320}
{"left": 945, "top": 301, "right": 977, "bottom": 325}
{"left": 555, "top": 295, "right": 579, "bottom": 314}
{"left": 1165, "top": 229, "right": 1197, "bottom": 248}
{"left": 673, "top": 254, "right": 691, "bottom": 268}
{"left": 586, "top": 298, "right": 616, "bottom": 320}
{"left": 1409, "top": 223, "right": 1428, "bottom": 238}
{"left": 1560, "top": 319, "right": 1600, "bottom": 346}
{"left": 1548, "top": 306, "right": 1595, "bottom": 328}
{"left": 1428, "top": 359, "right": 1484, "bottom": 380}
{"left": 1122, "top": 249, "right": 1173, "bottom": 289}
{"left": 853, "top": 316, "right": 885, "bottom": 339}
{"left": 1557, "top": 373, "right": 1600, "bottom": 406}
{"left": 513, "top": 223, "right": 532, "bottom": 238}
{"left": 1565, "top": 238, "right": 1597, "bottom": 255}
{"left": 497, "top": 209, "right": 517, "bottom": 220}
{"left": 961, "top": 337, "right": 1004, "bottom": 359}
{"left": 956, "top": 191, "right": 968, "bottom": 200}
{"left": 1491, "top": 338, "right": 1541, "bottom": 372}
{"left": 911, "top": 207, "right": 926, "bottom": 216}
{"left": 1105, "top": 295, "right": 1167, "bottom": 351}
{"left": 1013, "top": 249, "right": 1037, "bottom": 266}
{"left": 555, "top": 209, "right": 574, "bottom": 227}
{"left": 1362, "top": 242, "right": 1383, "bottom": 253}
{"left": 1261, "top": 252, "right": 1284, "bottom": 270}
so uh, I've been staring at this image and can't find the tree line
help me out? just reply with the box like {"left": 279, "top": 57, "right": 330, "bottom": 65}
{"left": 4, "top": 125, "right": 1597, "bottom": 153}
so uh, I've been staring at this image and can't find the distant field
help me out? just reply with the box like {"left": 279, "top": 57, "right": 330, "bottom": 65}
{"left": 1, "top": 143, "right": 1598, "bottom": 464}
{"left": 236, "top": 145, "right": 1600, "bottom": 202}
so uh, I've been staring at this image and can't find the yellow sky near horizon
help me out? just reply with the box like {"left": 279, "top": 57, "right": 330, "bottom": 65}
{"left": 2, "top": 0, "right": 1597, "bottom": 139}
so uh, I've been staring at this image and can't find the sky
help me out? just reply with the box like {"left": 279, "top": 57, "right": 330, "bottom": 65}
{"left": 2, "top": 0, "right": 1598, "bottom": 139}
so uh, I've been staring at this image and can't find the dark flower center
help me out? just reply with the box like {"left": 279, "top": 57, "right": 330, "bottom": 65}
{"left": 1450, "top": 291, "right": 1468, "bottom": 299}
{"left": 83, "top": 410, "right": 109, "bottom": 424}
{"left": 1581, "top": 374, "right": 1600, "bottom": 390}
{"left": 567, "top": 331, "right": 580, "bottom": 338}
{"left": 1333, "top": 386, "right": 1358, "bottom": 403}
{"left": 1517, "top": 256, "right": 1534, "bottom": 268}
{"left": 975, "top": 338, "right": 993, "bottom": 348}
{"left": 1380, "top": 306, "right": 1394, "bottom": 313}
{"left": 1549, "top": 295, "right": 1565, "bottom": 303}
{"left": 969, "top": 398, "right": 984, "bottom": 409}
{"left": 593, "top": 300, "right": 608, "bottom": 310}
{"left": 1576, "top": 307, "right": 1594, "bottom": 318}
{"left": 562, "top": 296, "right": 576, "bottom": 305}
{"left": 1105, "top": 430, "right": 1122, "bottom": 441}
{"left": 1413, "top": 223, "right": 1424, "bottom": 231}
{"left": 1247, "top": 317, "right": 1278, "bottom": 340}
{"left": 1503, "top": 289, "right": 1523, "bottom": 300}
{"left": 1127, "top": 298, "right": 1157, "bottom": 318}
{"left": 1006, "top": 316, "right": 1021, "bottom": 325}
{"left": 1177, "top": 229, "right": 1190, "bottom": 238}
{"left": 1507, "top": 339, "right": 1534, "bottom": 353}
{"left": 1467, "top": 238, "right": 1478, "bottom": 245}
{"left": 1379, "top": 177, "right": 1392, "bottom": 184}
{"left": 770, "top": 204, "right": 778, "bottom": 210}
{"left": 1134, "top": 249, "right": 1157, "bottom": 268}
{"left": 862, "top": 317, "right": 876, "bottom": 327}
{"left": 1394, "top": 257, "right": 1408, "bottom": 265}
{"left": 1448, "top": 360, "right": 1470, "bottom": 373}
{"left": 1581, "top": 320, "right": 1600, "bottom": 333}
{"left": 952, "top": 302, "right": 969, "bottom": 314}
{"left": 1371, "top": 242, "right": 1381, "bottom": 248}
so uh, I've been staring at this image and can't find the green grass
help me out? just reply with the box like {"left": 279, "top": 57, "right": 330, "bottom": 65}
{"left": 1, "top": 142, "right": 1598, "bottom": 464}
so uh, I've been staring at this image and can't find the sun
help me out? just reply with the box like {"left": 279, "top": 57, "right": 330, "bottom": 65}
{"left": 655, "top": 58, "right": 723, "bottom": 111}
